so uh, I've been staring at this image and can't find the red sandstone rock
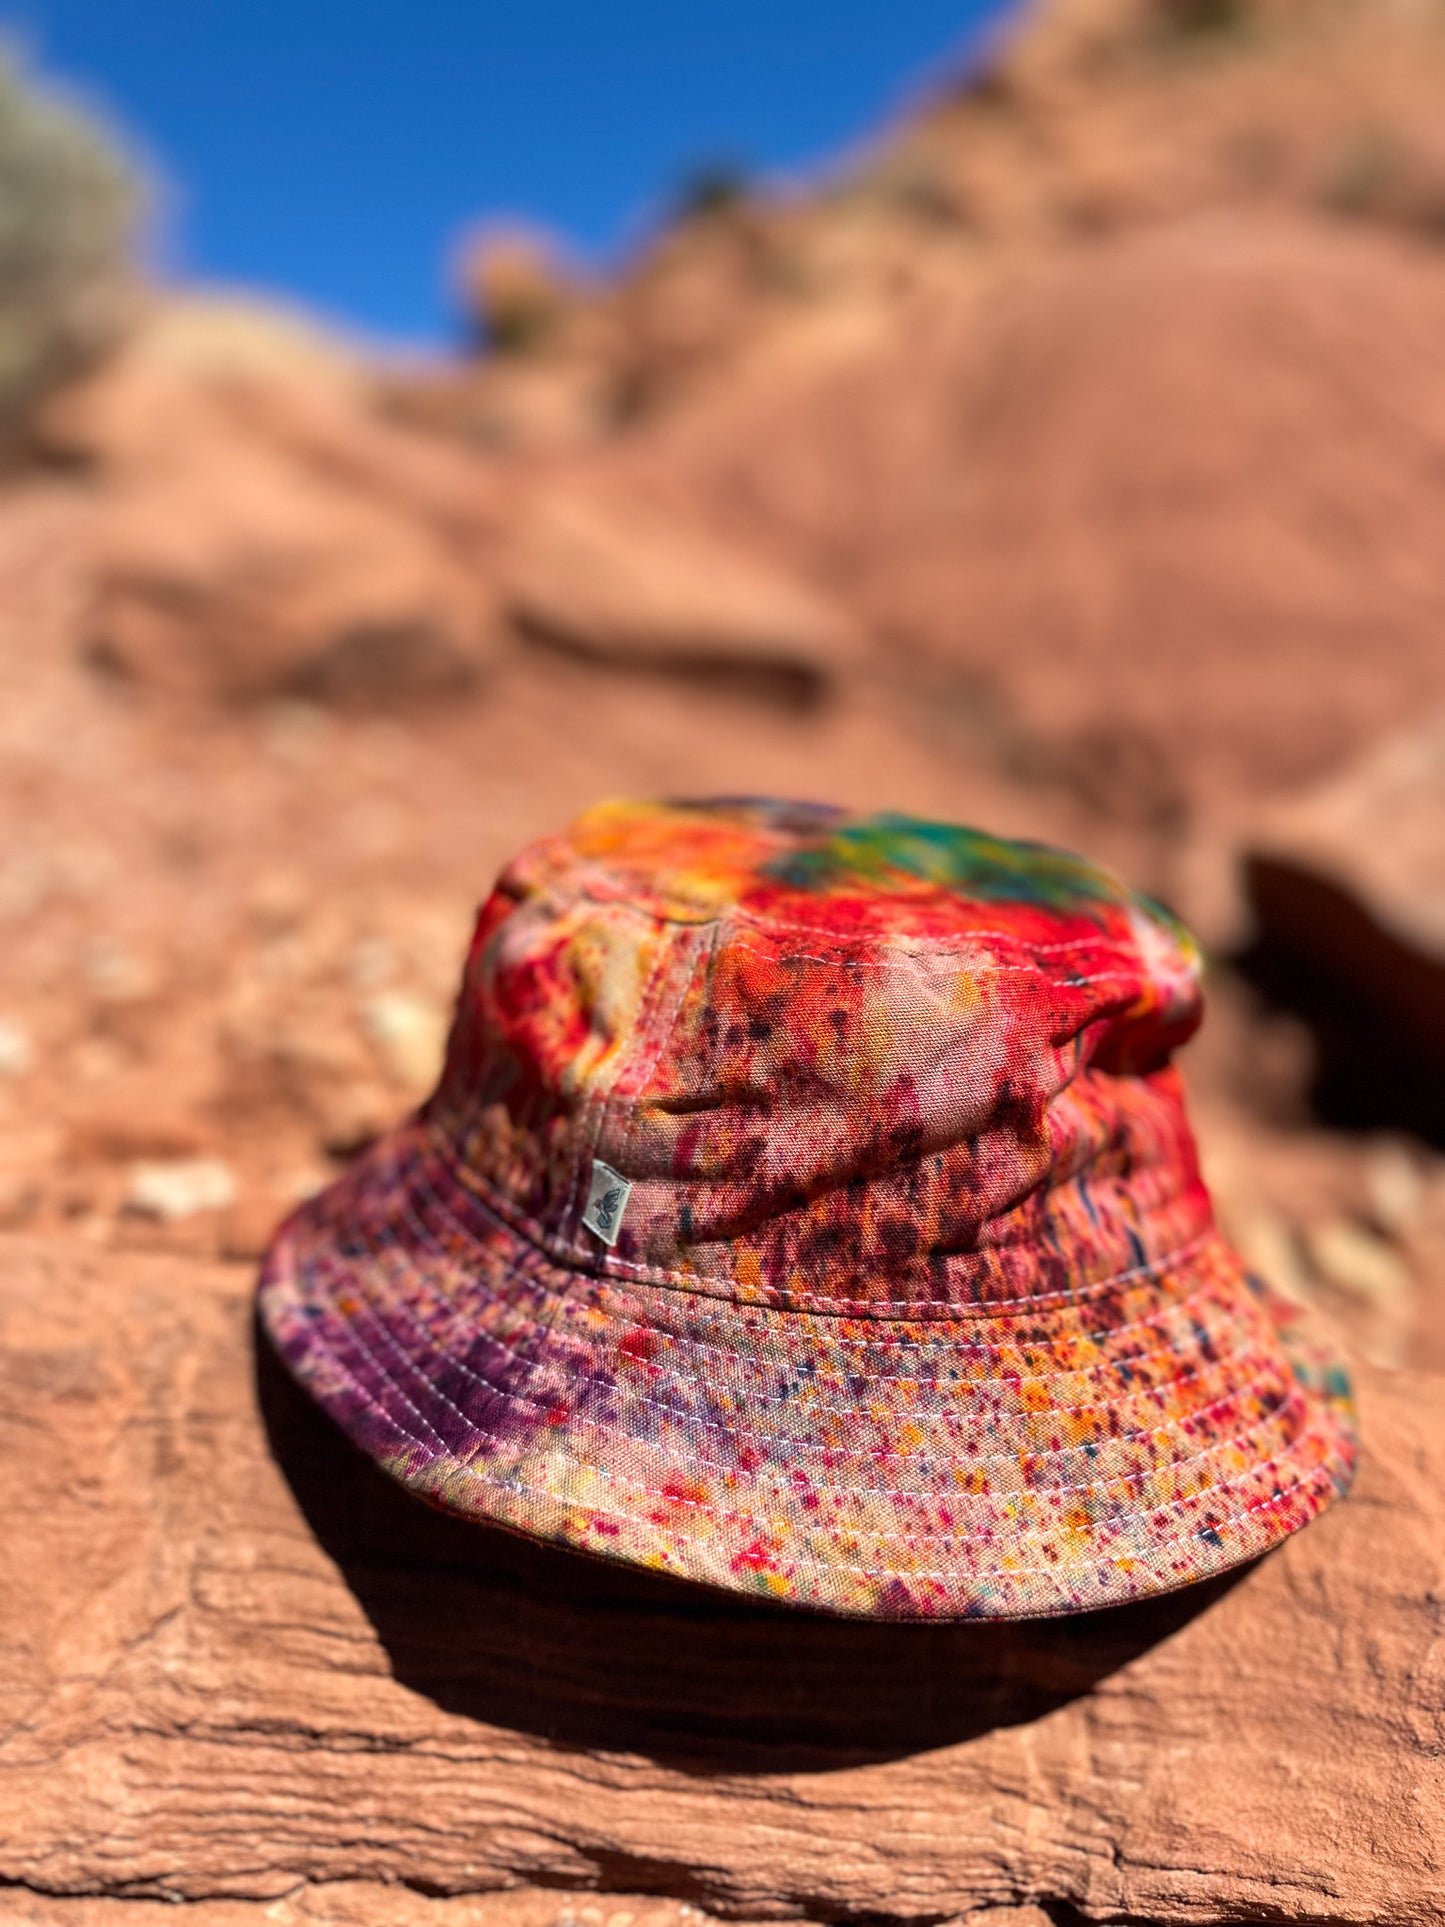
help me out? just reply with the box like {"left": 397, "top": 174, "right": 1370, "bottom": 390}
{"left": 0, "top": 1234, "right": 1440, "bottom": 1924}
{"left": 400, "top": 0, "right": 1445, "bottom": 456}
{"left": 90, "top": 444, "right": 492, "bottom": 703}
{"left": 605, "top": 216, "right": 1445, "bottom": 820}
{"left": 45, "top": 316, "right": 508, "bottom": 704}
{"left": 2, "top": 1892, "right": 1052, "bottom": 1927}
{"left": 506, "top": 485, "right": 865, "bottom": 700}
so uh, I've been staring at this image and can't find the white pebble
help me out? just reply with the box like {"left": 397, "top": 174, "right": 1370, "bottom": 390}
{"left": 0, "top": 1017, "right": 32, "bottom": 1079}
{"left": 125, "top": 1157, "right": 237, "bottom": 1223}
{"left": 363, "top": 990, "right": 448, "bottom": 1093}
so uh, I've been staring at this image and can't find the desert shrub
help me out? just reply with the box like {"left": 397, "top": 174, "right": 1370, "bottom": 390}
{"left": 672, "top": 160, "right": 750, "bottom": 223}
{"left": 483, "top": 291, "right": 557, "bottom": 356}
{"left": 455, "top": 225, "right": 571, "bottom": 357}
{"left": 0, "top": 43, "right": 142, "bottom": 434}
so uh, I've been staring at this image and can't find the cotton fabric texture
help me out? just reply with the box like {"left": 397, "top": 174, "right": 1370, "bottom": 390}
{"left": 260, "top": 797, "right": 1356, "bottom": 1620}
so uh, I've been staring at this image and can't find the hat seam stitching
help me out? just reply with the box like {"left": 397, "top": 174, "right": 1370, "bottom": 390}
{"left": 435, "top": 1106, "right": 1201, "bottom": 1303}
{"left": 398, "top": 1157, "right": 1272, "bottom": 1415}
{"left": 671, "top": 939, "right": 1149, "bottom": 985}
{"left": 407, "top": 1156, "right": 1223, "bottom": 1368}
{"left": 319, "top": 1263, "right": 1333, "bottom": 1535}
{"left": 413, "top": 1151, "right": 1220, "bottom": 1365}
{"left": 432, "top": 1122, "right": 1213, "bottom": 1318}
{"left": 555, "top": 853, "right": 1156, "bottom": 962}
{"left": 343, "top": 1256, "right": 1309, "bottom": 1505}
{"left": 285, "top": 1279, "right": 1343, "bottom": 1567}
{"left": 403, "top": 1145, "right": 1251, "bottom": 1392}
{"left": 376, "top": 1146, "right": 587, "bottom": 1486}
{"left": 345, "top": 1197, "right": 1303, "bottom": 1481}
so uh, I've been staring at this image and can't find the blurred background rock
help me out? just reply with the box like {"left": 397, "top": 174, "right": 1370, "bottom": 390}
{"left": 1, "top": 0, "right": 1444, "bottom": 1412}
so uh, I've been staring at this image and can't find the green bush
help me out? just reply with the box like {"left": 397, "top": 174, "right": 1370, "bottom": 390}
{"left": 0, "top": 43, "right": 143, "bottom": 434}
{"left": 672, "top": 160, "right": 750, "bottom": 224}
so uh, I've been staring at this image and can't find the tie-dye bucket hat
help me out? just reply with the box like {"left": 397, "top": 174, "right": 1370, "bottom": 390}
{"left": 260, "top": 797, "right": 1356, "bottom": 1620}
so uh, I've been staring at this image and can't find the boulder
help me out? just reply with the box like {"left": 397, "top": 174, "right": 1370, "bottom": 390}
{"left": 0, "top": 1232, "right": 1440, "bottom": 1924}
{"left": 89, "top": 437, "right": 492, "bottom": 703}
{"left": 43, "top": 309, "right": 507, "bottom": 705}
{"left": 506, "top": 487, "right": 864, "bottom": 704}
{"left": 625, "top": 218, "right": 1445, "bottom": 818}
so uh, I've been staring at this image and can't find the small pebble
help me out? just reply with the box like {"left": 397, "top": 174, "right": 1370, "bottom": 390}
{"left": 349, "top": 934, "right": 397, "bottom": 991}
{"left": 84, "top": 940, "right": 158, "bottom": 1005}
{"left": 1218, "top": 1198, "right": 1315, "bottom": 1308}
{"left": 363, "top": 989, "right": 448, "bottom": 1092}
{"left": 247, "top": 867, "right": 309, "bottom": 934}
{"left": 264, "top": 699, "right": 328, "bottom": 768}
{"left": 1365, "top": 1138, "right": 1424, "bottom": 1240}
{"left": 1306, "top": 1219, "right": 1410, "bottom": 1306}
{"left": 0, "top": 1017, "right": 33, "bottom": 1079}
{"left": 1307, "top": 1216, "right": 1413, "bottom": 1370}
{"left": 125, "top": 1156, "right": 237, "bottom": 1223}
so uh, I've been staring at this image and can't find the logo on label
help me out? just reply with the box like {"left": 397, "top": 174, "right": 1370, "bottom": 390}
{"left": 582, "top": 1158, "right": 632, "bottom": 1246}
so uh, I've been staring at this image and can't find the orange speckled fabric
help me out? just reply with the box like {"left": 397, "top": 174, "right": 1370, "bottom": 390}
{"left": 259, "top": 797, "right": 1356, "bottom": 1618}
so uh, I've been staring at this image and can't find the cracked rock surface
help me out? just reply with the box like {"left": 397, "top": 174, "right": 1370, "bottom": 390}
{"left": 0, "top": 1235, "right": 1441, "bottom": 1925}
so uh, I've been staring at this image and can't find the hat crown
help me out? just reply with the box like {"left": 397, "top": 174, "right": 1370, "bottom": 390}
{"left": 430, "top": 798, "right": 1210, "bottom": 1317}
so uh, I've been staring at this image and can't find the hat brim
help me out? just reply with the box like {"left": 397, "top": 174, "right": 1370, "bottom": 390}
{"left": 259, "top": 1116, "right": 1357, "bottom": 1621}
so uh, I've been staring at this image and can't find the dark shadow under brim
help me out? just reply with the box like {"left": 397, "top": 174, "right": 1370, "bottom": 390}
{"left": 257, "top": 1318, "right": 1264, "bottom": 1772}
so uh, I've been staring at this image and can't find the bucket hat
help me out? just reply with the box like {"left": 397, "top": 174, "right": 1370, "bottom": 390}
{"left": 260, "top": 797, "right": 1356, "bottom": 1620}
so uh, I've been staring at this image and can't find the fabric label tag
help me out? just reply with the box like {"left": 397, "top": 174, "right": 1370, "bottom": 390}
{"left": 582, "top": 1158, "right": 632, "bottom": 1246}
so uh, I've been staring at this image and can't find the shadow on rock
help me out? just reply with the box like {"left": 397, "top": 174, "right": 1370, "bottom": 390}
{"left": 1237, "top": 853, "right": 1445, "bottom": 1149}
{"left": 256, "top": 1321, "right": 1245, "bottom": 1774}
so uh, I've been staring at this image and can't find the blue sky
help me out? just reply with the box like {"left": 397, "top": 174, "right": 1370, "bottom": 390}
{"left": 3, "top": 0, "right": 1019, "bottom": 344}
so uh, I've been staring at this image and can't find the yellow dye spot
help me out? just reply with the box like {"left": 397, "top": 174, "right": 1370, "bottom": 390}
{"left": 1063, "top": 1408, "right": 1102, "bottom": 1448}
{"left": 946, "top": 971, "right": 985, "bottom": 1016}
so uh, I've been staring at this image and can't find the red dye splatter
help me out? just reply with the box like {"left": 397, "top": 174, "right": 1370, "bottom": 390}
{"left": 619, "top": 1326, "right": 658, "bottom": 1367}
{"left": 661, "top": 1474, "right": 709, "bottom": 1508}
{"left": 731, "top": 1538, "right": 777, "bottom": 1574}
